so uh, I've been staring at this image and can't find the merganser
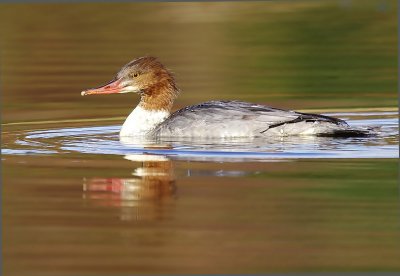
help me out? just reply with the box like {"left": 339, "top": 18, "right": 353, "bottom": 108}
{"left": 81, "top": 56, "right": 368, "bottom": 138}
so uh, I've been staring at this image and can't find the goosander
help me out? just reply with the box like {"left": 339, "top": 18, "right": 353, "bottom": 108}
{"left": 81, "top": 56, "right": 368, "bottom": 138}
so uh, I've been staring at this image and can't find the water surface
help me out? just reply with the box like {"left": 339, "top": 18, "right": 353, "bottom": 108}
{"left": 2, "top": 110, "right": 399, "bottom": 275}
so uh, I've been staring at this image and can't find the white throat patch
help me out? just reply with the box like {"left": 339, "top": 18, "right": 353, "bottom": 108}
{"left": 120, "top": 106, "right": 169, "bottom": 137}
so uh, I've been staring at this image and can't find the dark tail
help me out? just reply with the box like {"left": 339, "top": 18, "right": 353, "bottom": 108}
{"left": 317, "top": 128, "right": 373, "bottom": 137}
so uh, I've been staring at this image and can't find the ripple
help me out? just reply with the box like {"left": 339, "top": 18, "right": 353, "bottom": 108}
{"left": 2, "top": 112, "right": 398, "bottom": 161}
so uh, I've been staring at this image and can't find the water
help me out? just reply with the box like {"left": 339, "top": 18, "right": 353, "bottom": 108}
{"left": 2, "top": 111, "right": 399, "bottom": 275}
{"left": 2, "top": 2, "right": 399, "bottom": 275}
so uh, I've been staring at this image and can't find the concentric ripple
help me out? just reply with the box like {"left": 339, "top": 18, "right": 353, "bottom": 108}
{"left": 2, "top": 112, "right": 398, "bottom": 161}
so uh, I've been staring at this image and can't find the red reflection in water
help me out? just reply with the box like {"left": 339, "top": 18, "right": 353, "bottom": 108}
{"left": 82, "top": 155, "right": 176, "bottom": 220}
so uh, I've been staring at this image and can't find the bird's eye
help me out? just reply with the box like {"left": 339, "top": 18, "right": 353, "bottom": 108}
{"left": 133, "top": 73, "right": 138, "bottom": 77}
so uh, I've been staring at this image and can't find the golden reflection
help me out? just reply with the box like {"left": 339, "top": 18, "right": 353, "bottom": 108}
{"left": 83, "top": 153, "right": 175, "bottom": 221}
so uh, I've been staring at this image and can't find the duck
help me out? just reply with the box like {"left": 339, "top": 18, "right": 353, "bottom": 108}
{"left": 81, "top": 56, "right": 368, "bottom": 138}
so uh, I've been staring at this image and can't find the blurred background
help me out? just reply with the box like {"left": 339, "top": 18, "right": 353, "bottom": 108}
{"left": 1, "top": 2, "right": 399, "bottom": 275}
{"left": 1, "top": 0, "right": 397, "bottom": 123}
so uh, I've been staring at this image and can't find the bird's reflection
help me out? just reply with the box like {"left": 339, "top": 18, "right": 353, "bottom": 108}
{"left": 83, "top": 150, "right": 176, "bottom": 221}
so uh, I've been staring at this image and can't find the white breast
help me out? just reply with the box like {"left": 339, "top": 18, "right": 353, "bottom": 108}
{"left": 120, "top": 106, "right": 170, "bottom": 137}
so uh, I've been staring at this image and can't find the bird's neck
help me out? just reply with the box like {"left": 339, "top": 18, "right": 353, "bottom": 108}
{"left": 120, "top": 76, "right": 179, "bottom": 137}
{"left": 139, "top": 76, "right": 179, "bottom": 112}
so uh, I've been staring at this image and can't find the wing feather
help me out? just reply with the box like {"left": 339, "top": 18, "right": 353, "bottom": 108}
{"left": 152, "top": 100, "right": 347, "bottom": 137}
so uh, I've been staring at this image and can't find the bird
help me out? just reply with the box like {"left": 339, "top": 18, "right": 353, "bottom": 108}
{"left": 81, "top": 56, "right": 368, "bottom": 138}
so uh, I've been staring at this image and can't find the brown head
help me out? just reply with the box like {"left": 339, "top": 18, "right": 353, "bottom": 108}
{"left": 81, "top": 56, "right": 179, "bottom": 111}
